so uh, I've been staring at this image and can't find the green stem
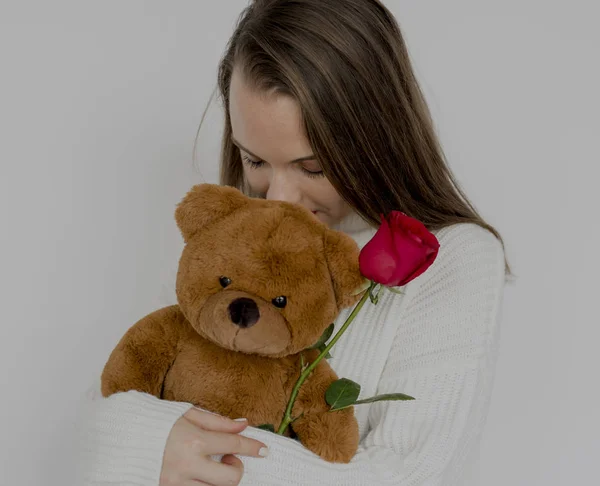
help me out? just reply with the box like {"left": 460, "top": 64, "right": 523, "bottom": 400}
{"left": 276, "top": 280, "right": 376, "bottom": 435}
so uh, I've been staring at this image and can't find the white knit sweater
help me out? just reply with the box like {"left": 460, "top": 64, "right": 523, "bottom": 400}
{"left": 74, "top": 218, "right": 507, "bottom": 486}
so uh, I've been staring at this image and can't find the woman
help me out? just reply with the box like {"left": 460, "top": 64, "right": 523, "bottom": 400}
{"left": 76, "top": 1, "right": 511, "bottom": 484}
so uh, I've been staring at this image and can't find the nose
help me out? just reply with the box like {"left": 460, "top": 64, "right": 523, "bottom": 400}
{"left": 228, "top": 297, "right": 260, "bottom": 328}
{"left": 266, "top": 172, "right": 302, "bottom": 204}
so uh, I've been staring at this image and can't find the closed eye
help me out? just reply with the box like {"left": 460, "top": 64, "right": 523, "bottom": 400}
{"left": 241, "top": 155, "right": 324, "bottom": 179}
{"left": 242, "top": 155, "right": 264, "bottom": 170}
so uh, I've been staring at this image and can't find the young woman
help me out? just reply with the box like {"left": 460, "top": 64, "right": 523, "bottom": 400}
{"left": 76, "top": 1, "right": 510, "bottom": 485}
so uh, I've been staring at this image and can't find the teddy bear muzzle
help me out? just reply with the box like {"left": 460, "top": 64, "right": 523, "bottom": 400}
{"left": 193, "top": 289, "right": 293, "bottom": 355}
{"left": 228, "top": 297, "right": 260, "bottom": 328}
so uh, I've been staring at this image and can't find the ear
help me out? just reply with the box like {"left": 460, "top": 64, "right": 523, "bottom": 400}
{"left": 175, "top": 184, "right": 249, "bottom": 243}
{"left": 323, "top": 230, "right": 369, "bottom": 309}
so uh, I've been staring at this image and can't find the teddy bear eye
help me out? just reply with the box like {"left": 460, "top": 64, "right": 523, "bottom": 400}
{"left": 219, "top": 276, "right": 232, "bottom": 288}
{"left": 272, "top": 296, "right": 287, "bottom": 308}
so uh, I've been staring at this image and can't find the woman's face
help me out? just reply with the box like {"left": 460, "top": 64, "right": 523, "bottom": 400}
{"left": 228, "top": 68, "right": 352, "bottom": 228}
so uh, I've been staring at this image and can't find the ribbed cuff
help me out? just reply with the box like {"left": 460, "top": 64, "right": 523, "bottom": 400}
{"left": 75, "top": 389, "right": 193, "bottom": 485}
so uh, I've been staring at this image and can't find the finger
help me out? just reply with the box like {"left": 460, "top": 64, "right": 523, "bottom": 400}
{"left": 184, "top": 408, "right": 248, "bottom": 432}
{"left": 221, "top": 453, "right": 243, "bottom": 468}
{"left": 189, "top": 456, "right": 243, "bottom": 486}
{"left": 200, "top": 429, "right": 268, "bottom": 457}
{"left": 221, "top": 454, "right": 244, "bottom": 484}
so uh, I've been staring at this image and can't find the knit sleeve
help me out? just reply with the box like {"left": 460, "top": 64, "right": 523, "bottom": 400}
{"left": 235, "top": 224, "right": 507, "bottom": 485}
{"left": 73, "top": 378, "right": 194, "bottom": 485}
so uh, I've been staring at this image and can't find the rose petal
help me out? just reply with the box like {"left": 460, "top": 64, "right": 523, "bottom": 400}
{"left": 359, "top": 211, "right": 440, "bottom": 287}
{"left": 359, "top": 215, "right": 399, "bottom": 285}
{"left": 389, "top": 230, "right": 431, "bottom": 286}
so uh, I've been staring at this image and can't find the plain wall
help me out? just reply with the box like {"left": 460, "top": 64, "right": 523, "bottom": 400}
{"left": 1, "top": 1, "right": 598, "bottom": 485}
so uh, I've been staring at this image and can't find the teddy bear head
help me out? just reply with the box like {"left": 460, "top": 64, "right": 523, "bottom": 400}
{"left": 174, "top": 184, "right": 367, "bottom": 358}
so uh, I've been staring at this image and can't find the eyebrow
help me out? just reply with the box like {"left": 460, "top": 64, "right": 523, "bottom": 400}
{"left": 231, "top": 137, "right": 316, "bottom": 164}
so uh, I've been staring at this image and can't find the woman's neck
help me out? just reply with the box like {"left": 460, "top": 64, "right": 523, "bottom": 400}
{"left": 330, "top": 211, "right": 377, "bottom": 250}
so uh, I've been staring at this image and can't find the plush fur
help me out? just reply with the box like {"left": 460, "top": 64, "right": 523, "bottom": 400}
{"left": 101, "top": 183, "right": 367, "bottom": 463}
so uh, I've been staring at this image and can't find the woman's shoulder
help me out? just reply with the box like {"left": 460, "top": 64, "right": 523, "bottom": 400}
{"left": 432, "top": 222, "right": 505, "bottom": 264}
{"left": 433, "top": 221, "right": 502, "bottom": 245}
{"left": 397, "top": 222, "right": 507, "bottom": 336}
{"left": 419, "top": 222, "right": 506, "bottom": 289}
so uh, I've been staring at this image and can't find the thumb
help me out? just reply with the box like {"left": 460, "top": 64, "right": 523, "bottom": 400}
{"left": 184, "top": 408, "right": 249, "bottom": 432}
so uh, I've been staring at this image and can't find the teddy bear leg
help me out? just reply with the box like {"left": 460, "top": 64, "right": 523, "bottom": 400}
{"left": 291, "top": 406, "right": 359, "bottom": 463}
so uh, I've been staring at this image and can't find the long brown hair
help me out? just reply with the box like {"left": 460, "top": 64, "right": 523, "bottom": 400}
{"left": 202, "top": 0, "right": 511, "bottom": 276}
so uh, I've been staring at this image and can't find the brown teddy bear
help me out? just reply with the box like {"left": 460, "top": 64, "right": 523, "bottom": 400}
{"left": 101, "top": 183, "right": 366, "bottom": 463}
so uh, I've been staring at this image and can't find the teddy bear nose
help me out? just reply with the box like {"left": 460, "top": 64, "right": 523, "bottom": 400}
{"left": 228, "top": 297, "right": 260, "bottom": 328}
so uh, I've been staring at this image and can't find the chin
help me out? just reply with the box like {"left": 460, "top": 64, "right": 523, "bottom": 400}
{"left": 312, "top": 211, "right": 329, "bottom": 226}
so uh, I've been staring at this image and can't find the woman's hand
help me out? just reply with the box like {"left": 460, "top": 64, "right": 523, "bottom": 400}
{"left": 160, "top": 408, "right": 268, "bottom": 486}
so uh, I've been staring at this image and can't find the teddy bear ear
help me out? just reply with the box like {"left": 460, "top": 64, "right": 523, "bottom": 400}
{"left": 175, "top": 183, "right": 249, "bottom": 243}
{"left": 323, "top": 230, "right": 369, "bottom": 309}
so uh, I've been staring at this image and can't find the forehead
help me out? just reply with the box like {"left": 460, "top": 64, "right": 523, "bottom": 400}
{"left": 229, "top": 68, "right": 312, "bottom": 162}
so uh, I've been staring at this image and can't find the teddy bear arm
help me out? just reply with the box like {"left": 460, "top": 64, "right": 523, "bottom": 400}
{"left": 101, "top": 305, "right": 185, "bottom": 398}
{"left": 291, "top": 360, "right": 360, "bottom": 463}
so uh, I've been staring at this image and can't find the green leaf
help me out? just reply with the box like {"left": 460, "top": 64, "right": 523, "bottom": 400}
{"left": 368, "top": 285, "right": 377, "bottom": 303}
{"left": 308, "top": 323, "right": 334, "bottom": 350}
{"left": 352, "top": 278, "right": 372, "bottom": 296}
{"left": 317, "top": 343, "right": 333, "bottom": 359}
{"left": 368, "top": 284, "right": 383, "bottom": 304}
{"left": 326, "top": 378, "right": 361, "bottom": 411}
{"left": 256, "top": 423, "right": 275, "bottom": 433}
{"left": 386, "top": 286, "right": 404, "bottom": 295}
{"left": 354, "top": 393, "right": 415, "bottom": 405}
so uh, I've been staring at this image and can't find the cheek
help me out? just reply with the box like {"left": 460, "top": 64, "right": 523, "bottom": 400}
{"left": 311, "top": 182, "right": 345, "bottom": 208}
{"left": 243, "top": 167, "right": 269, "bottom": 193}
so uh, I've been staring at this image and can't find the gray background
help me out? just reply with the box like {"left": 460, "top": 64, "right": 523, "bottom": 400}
{"left": 1, "top": 1, "right": 598, "bottom": 484}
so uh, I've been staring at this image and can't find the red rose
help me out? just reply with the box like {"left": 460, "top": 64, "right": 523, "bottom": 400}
{"left": 359, "top": 211, "right": 440, "bottom": 287}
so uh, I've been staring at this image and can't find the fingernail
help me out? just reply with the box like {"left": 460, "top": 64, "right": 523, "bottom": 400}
{"left": 259, "top": 447, "right": 269, "bottom": 457}
{"left": 233, "top": 418, "right": 248, "bottom": 422}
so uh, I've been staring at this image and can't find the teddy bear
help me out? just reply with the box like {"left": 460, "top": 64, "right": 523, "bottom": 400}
{"left": 100, "top": 183, "right": 367, "bottom": 463}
